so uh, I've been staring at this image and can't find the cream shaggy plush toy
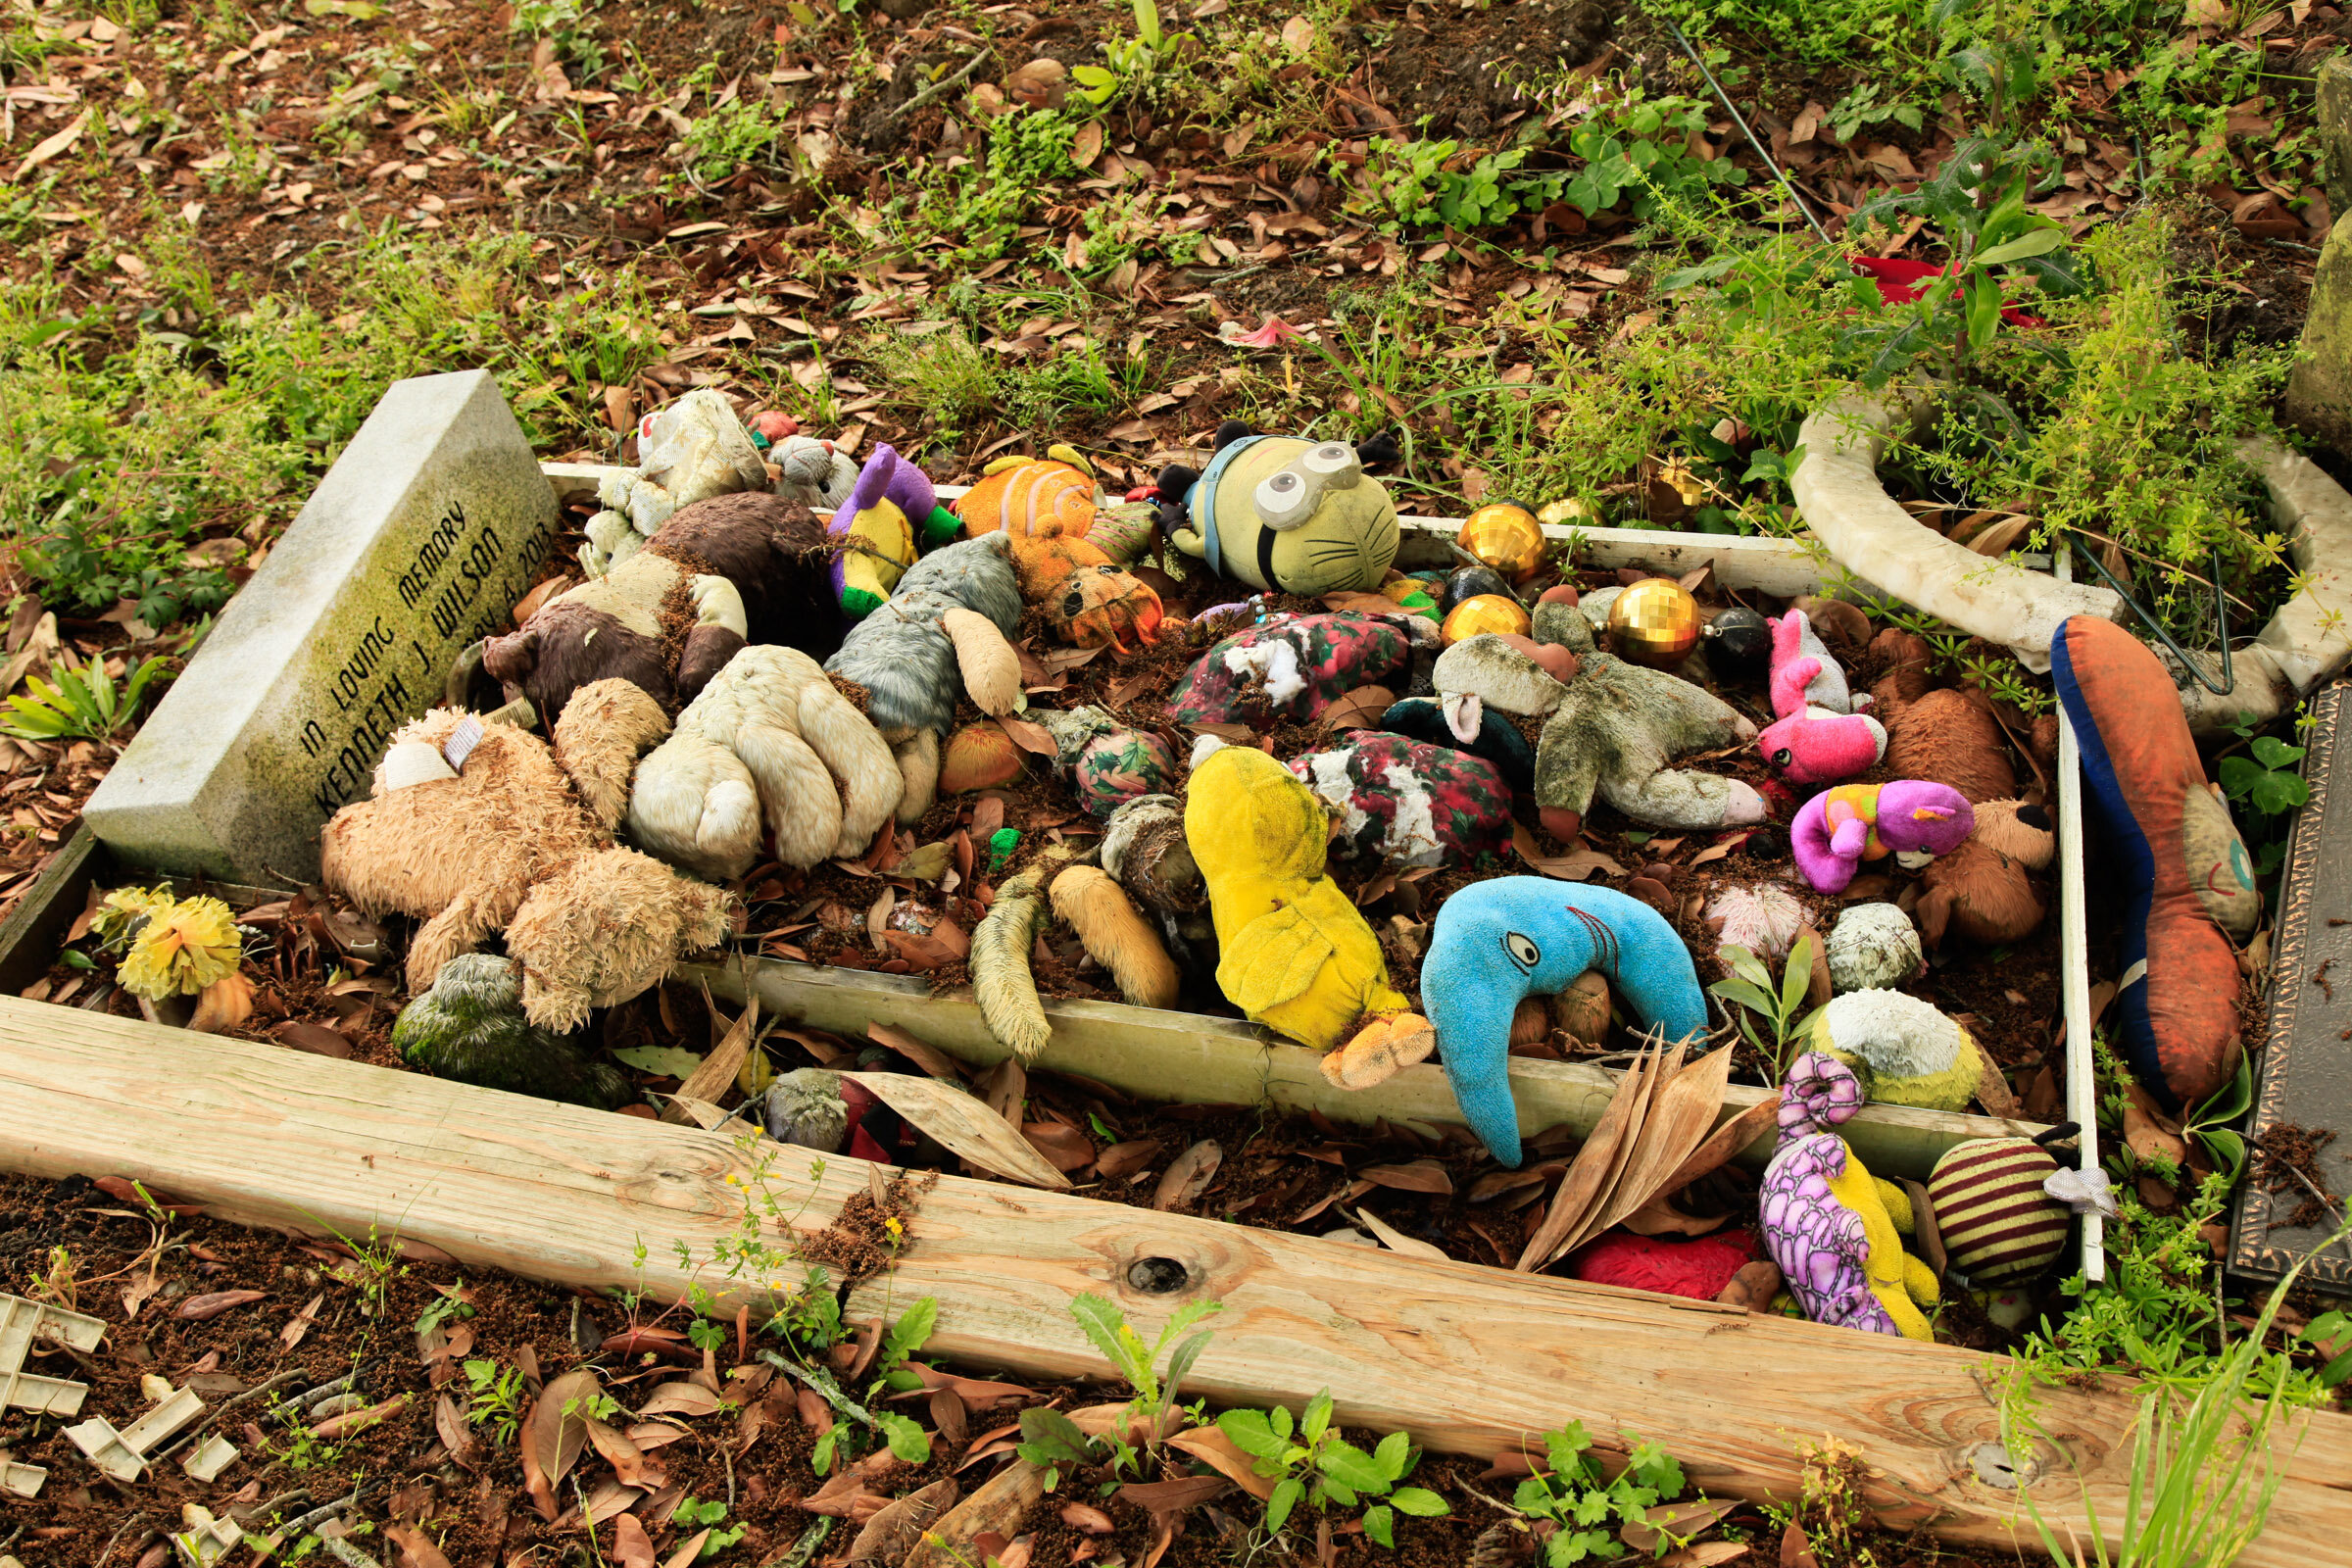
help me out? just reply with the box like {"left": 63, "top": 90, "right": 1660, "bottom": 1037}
{"left": 318, "top": 679, "right": 730, "bottom": 1029}
{"left": 628, "top": 645, "right": 903, "bottom": 880}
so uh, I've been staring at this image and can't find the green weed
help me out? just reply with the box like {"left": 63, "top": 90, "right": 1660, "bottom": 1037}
{"left": 464, "top": 1357, "right": 528, "bottom": 1445}
{"left": 0, "top": 651, "right": 171, "bottom": 746}
{"left": 1217, "top": 1390, "right": 1451, "bottom": 1548}
{"left": 1506, "top": 1422, "right": 1691, "bottom": 1565}
{"left": 1710, "top": 933, "right": 1826, "bottom": 1082}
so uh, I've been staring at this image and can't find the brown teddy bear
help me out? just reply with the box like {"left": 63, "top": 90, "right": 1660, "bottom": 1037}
{"left": 318, "top": 679, "right": 730, "bottom": 1029}
{"left": 1867, "top": 629, "right": 2017, "bottom": 805}
{"left": 1913, "top": 798, "right": 2055, "bottom": 949}
{"left": 475, "top": 492, "right": 844, "bottom": 722}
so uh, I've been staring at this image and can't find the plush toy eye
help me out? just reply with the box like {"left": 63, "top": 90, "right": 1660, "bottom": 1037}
{"left": 1772, "top": 748, "right": 1792, "bottom": 768}
{"left": 1301, "top": 442, "right": 1359, "bottom": 485}
{"left": 1254, "top": 468, "right": 1314, "bottom": 527}
{"left": 1062, "top": 589, "right": 1085, "bottom": 615}
{"left": 1502, "top": 931, "right": 1541, "bottom": 970}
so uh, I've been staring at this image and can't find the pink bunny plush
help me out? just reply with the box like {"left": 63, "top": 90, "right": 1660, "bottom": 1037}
{"left": 1792, "top": 781, "right": 1975, "bottom": 894}
{"left": 1759, "top": 609, "right": 1885, "bottom": 785}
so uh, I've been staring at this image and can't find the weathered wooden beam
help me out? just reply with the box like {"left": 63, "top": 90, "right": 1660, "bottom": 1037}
{"left": 691, "top": 961, "right": 2042, "bottom": 1181}
{"left": 0, "top": 998, "right": 2341, "bottom": 1563}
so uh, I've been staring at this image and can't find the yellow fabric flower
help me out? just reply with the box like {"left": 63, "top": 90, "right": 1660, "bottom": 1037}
{"left": 91, "top": 884, "right": 174, "bottom": 948}
{"left": 117, "top": 895, "right": 243, "bottom": 1000}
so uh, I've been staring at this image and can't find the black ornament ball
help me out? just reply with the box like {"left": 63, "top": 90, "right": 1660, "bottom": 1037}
{"left": 1707, "top": 608, "right": 1771, "bottom": 675}
{"left": 1445, "top": 564, "right": 1513, "bottom": 610}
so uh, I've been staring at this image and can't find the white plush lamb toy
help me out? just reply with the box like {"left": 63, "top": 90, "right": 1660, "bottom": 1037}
{"left": 583, "top": 389, "right": 769, "bottom": 577}
{"left": 771, "top": 434, "right": 861, "bottom": 511}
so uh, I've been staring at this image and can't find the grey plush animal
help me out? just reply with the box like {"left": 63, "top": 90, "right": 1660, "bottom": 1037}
{"left": 824, "top": 533, "right": 1026, "bottom": 818}
{"left": 762, "top": 1066, "right": 851, "bottom": 1152}
{"left": 1434, "top": 599, "right": 1765, "bottom": 839}
{"left": 390, "top": 953, "right": 633, "bottom": 1108}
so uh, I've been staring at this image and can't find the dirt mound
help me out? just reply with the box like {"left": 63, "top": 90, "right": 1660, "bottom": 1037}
{"left": 1375, "top": 0, "right": 1615, "bottom": 142}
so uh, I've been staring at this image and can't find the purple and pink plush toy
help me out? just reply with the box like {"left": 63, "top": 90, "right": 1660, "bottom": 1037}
{"left": 1791, "top": 781, "right": 1974, "bottom": 894}
{"left": 1756, "top": 609, "right": 1886, "bottom": 786}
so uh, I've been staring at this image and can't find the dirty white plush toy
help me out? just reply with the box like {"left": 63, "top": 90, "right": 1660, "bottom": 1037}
{"left": 771, "top": 434, "right": 861, "bottom": 512}
{"left": 628, "top": 645, "right": 902, "bottom": 880}
{"left": 583, "top": 389, "right": 770, "bottom": 577}
{"left": 1826, "top": 904, "right": 1924, "bottom": 993}
{"left": 1810, "top": 988, "right": 1984, "bottom": 1111}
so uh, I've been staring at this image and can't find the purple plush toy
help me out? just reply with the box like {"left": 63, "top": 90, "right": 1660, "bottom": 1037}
{"left": 1790, "top": 781, "right": 1974, "bottom": 894}
{"left": 1759, "top": 1053, "right": 1936, "bottom": 1339}
{"left": 1757, "top": 609, "right": 1885, "bottom": 786}
{"left": 829, "top": 444, "right": 960, "bottom": 617}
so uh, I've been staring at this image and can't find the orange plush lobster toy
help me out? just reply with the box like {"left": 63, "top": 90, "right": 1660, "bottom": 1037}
{"left": 954, "top": 447, "right": 1163, "bottom": 651}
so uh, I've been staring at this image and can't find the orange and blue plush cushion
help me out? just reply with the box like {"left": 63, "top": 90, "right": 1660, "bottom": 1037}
{"left": 2053, "top": 615, "right": 2261, "bottom": 1109}
{"left": 1422, "top": 878, "right": 1709, "bottom": 1166}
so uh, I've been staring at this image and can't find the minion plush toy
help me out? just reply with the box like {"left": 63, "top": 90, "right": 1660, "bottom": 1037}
{"left": 1155, "top": 421, "right": 1401, "bottom": 595}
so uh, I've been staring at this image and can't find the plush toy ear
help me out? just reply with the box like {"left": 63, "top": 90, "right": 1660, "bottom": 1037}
{"left": 1155, "top": 463, "right": 1200, "bottom": 505}
{"left": 980, "top": 455, "right": 1030, "bottom": 477}
{"left": 1044, "top": 442, "right": 1094, "bottom": 476}
{"left": 1211, "top": 419, "right": 1254, "bottom": 452}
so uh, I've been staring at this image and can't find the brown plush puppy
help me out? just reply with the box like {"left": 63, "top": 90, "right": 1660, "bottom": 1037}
{"left": 319, "top": 679, "right": 729, "bottom": 1029}
{"left": 1868, "top": 629, "right": 2017, "bottom": 805}
{"left": 482, "top": 493, "right": 841, "bottom": 720}
{"left": 1914, "top": 798, "right": 2056, "bottom": 949}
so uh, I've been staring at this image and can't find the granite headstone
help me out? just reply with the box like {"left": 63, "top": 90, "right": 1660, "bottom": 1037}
{"left": 84, "top": 369, "right": 554, "bottom": 882}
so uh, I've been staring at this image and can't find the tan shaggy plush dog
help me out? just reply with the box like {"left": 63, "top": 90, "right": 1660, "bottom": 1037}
{"left": 318, "top": 679, "right": 730, "bottom": 1029}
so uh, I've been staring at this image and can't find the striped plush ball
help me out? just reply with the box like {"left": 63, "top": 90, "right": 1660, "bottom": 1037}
{"left": 1928, "top": 1137, "right": 2071, "bottom": 1285}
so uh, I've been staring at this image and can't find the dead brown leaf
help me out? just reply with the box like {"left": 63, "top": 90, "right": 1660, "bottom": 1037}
{"left": 866, "top": 1021, "right": 968, "bottom": 1081}
{"left": 1095, "top": 1138, "right": 1164, "bottom": 1180}
{"left": 1316, "top": 685, "right": 1396, "bottom": 732}
{"left": 850, "top": 1477, "right": 959, "bottom": 1564}
{"left": 1513, "top": 822, "right": 1625, "bottom": 882}
{"left": 175, "top": 1289, "right": 266, "bottom": 1321}
{"left": 611, "top": 1515, "right": 658, "bottom": 1568}
{"left": 588, "top": 1418, "right": 668, "bottom": 1492}
{"left": 383, "top": 1523, "right": 455, "bottom": 1568}
{"left": 1714, "top": 1260, "right": 1782, "bottom": 1313}
{"left": 1153, "top": 1139, "right": 1223, "bottom": 1209}
{"left": 1623, "top": 1498, "right": 1741, "bottom": 1555}
{"left": 271, "top": 1020, "right": 353, "bottom": 1057}
{"left": 1356, "top": 1159, "right": 1453, "bottom": 1196}
{"left": 997, "top": 714, "right": 1058, "bottom": 756}
{"left": 1021, "top": 1119, "right": 1098, "bottom": 1174}
{"left": 1354, "top": 1205, "right": 1448, "bottom": 1260}
{"left": 1167, "top": 1427, "right": 1281, "bottom": 1500}
{"left": 436, "top": 1394, "right": 477, "bottom": 1469}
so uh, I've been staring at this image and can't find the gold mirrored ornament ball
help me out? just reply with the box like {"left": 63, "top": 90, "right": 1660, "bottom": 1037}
{"left": 1457, "top": 504, "right": 1545, "bottom": 583}
{"left": 1607, "top": 578, "right": 1701, "bottom": 666}
{"left": 1441, "top": 593, "right": 1531, "bottom": 645}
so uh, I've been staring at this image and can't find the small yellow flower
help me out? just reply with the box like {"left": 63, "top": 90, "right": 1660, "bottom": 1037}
{"left": 884, "top": 1217, "right": 905, "bottom": 1238}
{"left": 116, "top": 895, "right": 242, "bottom": 1000}
{"left": 91, "top": 884, "right": 173, "bottom": 948}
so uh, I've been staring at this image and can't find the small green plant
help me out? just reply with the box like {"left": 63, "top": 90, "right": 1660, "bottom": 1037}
{"left": 1069, "top": 1291, "right": 1222, "bottom": 1426}
{"left": 1217, "top": 1390, "right": 1450, "bottom": 1546}
{"left": 2292, "top": 1309, "right": 2352, "bottom": 1391}
{"left": 1708, "top": 932, "right": 1825, "bottom": 1081}
{"left": 1071, "top": 0, "right": 1188, "bottom": 106}
{"left": 1014, "top": 1405, "right": 1122, "bottom": 1491}
{"left": 677, "top": 97, "right": 790, "bottom": 185}
{"left": 671, "top": 1496, "right": 748, "bottom": 1558}
{"left": 0, "top": 650, "right": 171, "bottom": 746}
{"left": 414, "top": 1282, "right": 475, "bottom": 1336}
{"left": 465, "top": 1357, "right": 528, "bottom": 1446}
{"left": 1563, "top": 93, "right": 1749, "bottom": 221}
{"left": 1509, "top": 1421, "right": 1690, "bottom": 1564}
{"left": 2219, "top": 724, "right": 2308, "bottom": 821}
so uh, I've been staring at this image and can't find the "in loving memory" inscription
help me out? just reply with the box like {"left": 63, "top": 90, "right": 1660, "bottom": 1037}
{"left": 292, "top": 500, "right": 535, "bottom": 816}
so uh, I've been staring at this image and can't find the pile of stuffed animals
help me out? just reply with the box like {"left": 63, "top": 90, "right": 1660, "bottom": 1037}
{"left": 313, "top": 391, "right": 2260, "bottom": 1348}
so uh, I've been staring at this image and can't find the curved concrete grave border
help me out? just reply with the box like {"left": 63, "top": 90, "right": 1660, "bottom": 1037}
{"left": 1793, "top": 391, "right": 2352, "bottom": 730}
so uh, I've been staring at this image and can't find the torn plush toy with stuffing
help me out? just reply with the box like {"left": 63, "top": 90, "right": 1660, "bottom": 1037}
{"left": 1433, "top": 598, "right": 1764, "bottom": 840}
{"left": 582, "top": 390, "right": 771, "bottom": 577}
{"left": 319, "top": 679, "right": 730, "bottom": 1030}
{"left": 1164, "top": 611, "right": 1428, "bottom": 729}
{"left": 1761, "top": 1053, "right": 1939, "bottom": 1339}
{"left": 823, "top": 533, "right": 1026, "bottom": 821}
{"left": 1282, "top": 731, "right": 1513, "bottom": 871}
{"left": 1790, "top": 780, "right": 1974, "bottom": 895}
{"left": 1154, "top": 421, "right": 1402, "bottom": 595}
{"left": 478, "top": 491, "right": 843, "bottom": 722}
{"left": 1757, "top": 608, "right": 1886, "bottom": 786}
{"left": 1186, "top": 745, "right": 1436, "bottom": 1090}
{"left": 954, "top": 448, "right": 1164, "bottom": 650}
{"left": 628, "top": 645, "right": 902, "bottom": 880}
{"left": 1914, "top": 798, "right": 2054, "bottom": 950}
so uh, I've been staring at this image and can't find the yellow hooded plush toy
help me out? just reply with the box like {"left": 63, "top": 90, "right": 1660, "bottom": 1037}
{"left": 1156, "top": 422, "right": 1400, "bottom": 595}
{"left": 1185, "top": 745, "right": 1433, "bottom": 1088}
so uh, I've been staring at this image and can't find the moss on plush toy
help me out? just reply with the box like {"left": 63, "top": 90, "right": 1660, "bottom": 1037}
{"left": 1155, "top": 420, "right": 1400, "bottom": 595}
{"left": 1810, "top": 988, "right": 1984, "bottom": 1111}
{"left": 393, "top": 953, "right": 632, "bottom": 1109}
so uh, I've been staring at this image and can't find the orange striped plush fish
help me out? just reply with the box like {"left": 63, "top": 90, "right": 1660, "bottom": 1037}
{"left": 953, "top": 448, "right": 1162, "bottom": 651}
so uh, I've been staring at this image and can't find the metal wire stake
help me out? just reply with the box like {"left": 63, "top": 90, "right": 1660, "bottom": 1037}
{"left": 2068, "top": 538, "right": 2236, "bottom": 697}
{"left": 1666, "top": 20, "right": 1835, "bottom": 248}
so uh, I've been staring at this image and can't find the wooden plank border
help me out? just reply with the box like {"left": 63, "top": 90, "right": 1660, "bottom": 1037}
{"left": 0, "top": 998, "right": 2342, "bottom": 1565}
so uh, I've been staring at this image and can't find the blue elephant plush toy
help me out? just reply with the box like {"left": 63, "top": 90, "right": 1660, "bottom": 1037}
{"left": 1424, "top": 878, "right": 1711, "bottom": 1165}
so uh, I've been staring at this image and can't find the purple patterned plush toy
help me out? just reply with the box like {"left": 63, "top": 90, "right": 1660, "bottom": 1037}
{"left": 1759, "top": 1053, "right": 1938, "bottom": 1340}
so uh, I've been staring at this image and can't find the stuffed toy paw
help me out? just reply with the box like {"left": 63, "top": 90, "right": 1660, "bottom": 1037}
{"left": 2054, "top": 614, "right": 2259, "bottom": 1109}
{"left": 824, "top": 534, "right": 1026, "bottom": 821}
{"left": 1760, "top": 1053, "right": 1938, "bottom": 1340}
{"left": 1165, "top": 612, "right": 1421, "bottom": 729}
{"left": 1156, "top": 421, "right": 1401, "bottom": 595}
{"left": 1286, "top": 732, "right": 1512, "bottom": 870}
{"left": 1810, "top": 988, "right": 1983, "bottom": 1111}
{"left": 1433, "top": 599, "right": 1764, "bottom": 839}
{"left": 1914, "top": 799, "right": 2054, "bottom": 949}
{"left": 1421, "top": 878, "right": 1710, "bottom": 1166}
{"left": 1185, "top": 746, "right": 1432, "bottom": 1083}
{"left": 1791, "top": 781, "right": 1974, "bottom": 894}
{"left": 628, "top": 645, "right": 902, "bottom": 879}
{"left": 830, "top": 444, "right": 952, "bottom": 617}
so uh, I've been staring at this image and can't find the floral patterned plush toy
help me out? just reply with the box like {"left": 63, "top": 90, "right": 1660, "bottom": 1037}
{"left": 1165, "top": 611, "right": 1426, "bottom": 728}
